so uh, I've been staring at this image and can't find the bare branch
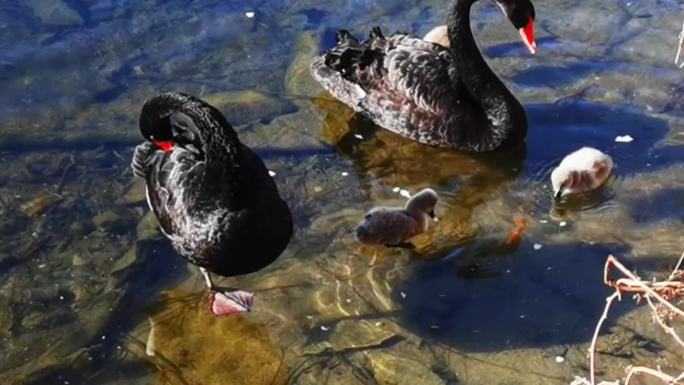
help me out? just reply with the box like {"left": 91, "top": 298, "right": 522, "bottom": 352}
{"left": 625, "top": 366, "right": 684, "bottom": 385}
{"left": 676, "top": 20, "right": 684, "bottom": 66}
{"left": 589, "top": 291, "right": 621, "bottom": 385}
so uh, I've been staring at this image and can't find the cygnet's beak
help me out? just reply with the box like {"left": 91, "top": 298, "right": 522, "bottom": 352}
{"left": 428, "top": 210, "right": 436, "bottom": 219}
{"left": 554, "top": 185, "right": 565, "bottom": 200}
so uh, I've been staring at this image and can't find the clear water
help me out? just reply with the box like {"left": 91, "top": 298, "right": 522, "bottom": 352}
{"left": 1, "top": 0, "right": 684, "bottom": 384}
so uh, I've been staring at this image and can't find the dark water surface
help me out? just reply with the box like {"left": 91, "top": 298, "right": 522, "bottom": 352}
{"left": 1, "top": 1, "right": 683, "bottom": 384}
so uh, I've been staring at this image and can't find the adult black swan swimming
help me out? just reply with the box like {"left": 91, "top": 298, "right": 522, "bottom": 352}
{"left": 131, "top": 92, "right": 293, "bottom": 316}
{"left": 310, "top": 0, "right": 537, "bottom": 152}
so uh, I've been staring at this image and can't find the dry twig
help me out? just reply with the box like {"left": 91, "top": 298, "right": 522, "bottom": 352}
{"left": 584, "top": 254, "right": 684, "bottom": 385}
{"left": 676, "top": 19, "right": 684, "bottom": 68}
{"left": 625, "top": 366, "right": 682, "bottom": 385}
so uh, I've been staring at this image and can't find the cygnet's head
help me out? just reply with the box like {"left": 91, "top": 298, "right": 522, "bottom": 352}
{"left": 405, "top": 188, "right": 439, "bottom": 218}
{"left": 423, "top": 25, "right": 449, "bottom": 48}
{"left": 550, "top": 167, "right": 573, "bottom": 199}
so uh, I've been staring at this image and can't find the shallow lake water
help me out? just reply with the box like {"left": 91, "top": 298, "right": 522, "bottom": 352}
{"left": 1, "top": 0, "right": 684, "bottom": 384}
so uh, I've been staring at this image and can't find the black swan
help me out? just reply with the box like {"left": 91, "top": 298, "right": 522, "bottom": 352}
{"left": 131, "top": 92, "right": 293, "bottom": 316}
{"left": 310, "top": 0, "right": 536, "bottom": 152}
{"left": 356, "top": 188, "right": 438, "bottom": 248}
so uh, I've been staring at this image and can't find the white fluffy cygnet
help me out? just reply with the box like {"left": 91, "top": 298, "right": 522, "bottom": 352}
{"left": 355, "top": 188, "right": 439, "bottom": 247}
{"left": 551, "top": 147, "right": 613, "bottom": 199}
{"left": 423, "top": 25, "right": 449, "bottom": 48}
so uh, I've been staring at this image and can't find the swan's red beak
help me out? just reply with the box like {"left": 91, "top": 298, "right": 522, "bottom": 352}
{"left": 153, "top": 140, "right": 175, "bottom": 153}
{"left": 518, "top": 17, "right": 536, "bottom": 54}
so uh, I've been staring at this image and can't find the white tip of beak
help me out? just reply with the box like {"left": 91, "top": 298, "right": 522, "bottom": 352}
{"left": 519, "top": 29, "right": 537, "bottom": 54}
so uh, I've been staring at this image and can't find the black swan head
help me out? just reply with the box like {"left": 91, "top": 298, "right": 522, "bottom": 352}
{"left": 494, "top": 0, "right": 537, "bottom": 53}
{"left": 139, "top": 92, "right": 202, "bottom": 153}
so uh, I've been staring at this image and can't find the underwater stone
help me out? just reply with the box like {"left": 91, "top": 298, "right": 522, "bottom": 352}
{"left": 23, "top": 0, "right": 84, "bottom": 26}
{"left": 109, "top": 246, "right": 138, "bottom": 276}
{"left": 303, "top": 319, "right": 397, "bottom": 354}
{"left": 20, "top": 312, "right": 45, "bottom": 330}
{"left": 0, "top": 296, "right": 13, "bottom": 337}
{"left": 92, "top": 210, "right": 120, "bottom": 228}
{"left": 92, "top": 210, "right": 135, "bottom": 234}
{"left": 136, "top": 212, "right": 160, "bottom": 240}
{"left": 369, "top": 352, "right": 445, "bottom": 385}
{"left": 119, "top": 181, "right": 147, "bottom": 205}
{"left": 71, "top": 254, "right": 87, "bottom": 267}
{"left": 201, "top": 90, "right": 296, "bottom": 125}
{"left": 20, "top": 191, "right": 62, "bottom": 217}
{"left": 285, "top": 31, "right": 323, "bottom": 100}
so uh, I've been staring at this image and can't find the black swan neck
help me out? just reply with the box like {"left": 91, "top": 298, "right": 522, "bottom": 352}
{"left": 447, "top": 0, "right": 527, "bottom": 149}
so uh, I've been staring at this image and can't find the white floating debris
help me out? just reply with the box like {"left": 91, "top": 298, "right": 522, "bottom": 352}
{"left": 345, "top": 298, "right": 352, "bottom": 303}
{"left": 559, "top": 221, "right": 567, "bottom": 227}
{"left": 430, "top": 325, "right": 440, "bottom": 329}
{"left": 392, "top": 187, "right": 400, "bottom": 193}
{"left": 615, "top": 135, "right": 634, "bottom": 143}
{"left": 313, "top": 186, "right": 322, "bottom": 192}
{"left": 555, "top": 355, "right": 565, "bottom": 363}
{"left": 341, "top": 171, "right": 349, "bottom": 176}
{"left": 540, "top": 220, "right": 548, "bottom": 224}
{"left": 268, "top": 170, "right": 276, "bottom": 177}
{"left": 399, "top": 189, "right": 411, "bottom": 198}
{"left": 59, "top": 295, "right": 64, "bottom": 300}
{"left": 305, "top": 315, "right": 314, "bottom": 320}
{"left": 101, "top": 335, "right": 106, "bottom": 340}
{"left": 400, "top": 291, "right": 407, "bottom": 299}
{"left": 533, "top": 244, "right": 543, "bottom": 250}
{"left": 320, "top": 325, "right": 330, "bottom": 331}
{"left": 375, "top": 321, "right": 383, "bottom": 327}
{"left": 520, "top": 314, "right": 526, "bottom": 319}
{"left": 245, "top": 11, "right": 255, "bottom": 18}
{"left": 354, "top": 134, "right": 363, "bottom": 140}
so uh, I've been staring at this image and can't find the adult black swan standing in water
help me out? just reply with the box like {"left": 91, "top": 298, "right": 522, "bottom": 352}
{"left": 311, "top": 0, "right": 537, "bottom": 152}
{"left": 131, "top": 92, "right": 293, "bottom": 316}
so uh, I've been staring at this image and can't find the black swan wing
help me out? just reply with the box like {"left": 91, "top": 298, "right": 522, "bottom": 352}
{"left": 316, "top": 28, "right": 461, "bottom": 144}
{"left": 145, "top": 148, "right": 205, "bottom": 238}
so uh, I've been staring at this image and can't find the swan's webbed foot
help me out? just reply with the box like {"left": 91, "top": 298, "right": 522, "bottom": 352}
{"left": 200, "top": 267, "right": 254, "bottom": 316}
{"left": 209, "top": 289, "right": 254, "bottom": 316}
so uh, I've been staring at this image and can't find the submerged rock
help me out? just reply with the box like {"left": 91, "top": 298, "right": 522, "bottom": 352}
{"left": 23, "top": 0, "right": 84, "bottom": 26}
{"left": 20, "top": 190, "right": 62, "bottom": 217}
{"left": 285, "top": 31, "right": 323, "bottom": 100}
{"left": 0, "top": 296, "right": 13, "bottom": 337}
{"left": 20, "top": 312, "right": 45, "bottom": 330}
{"left": 136, "top": 212, "right": 160, "bottom": 240}
{"left": 109, "top": 245, "right": 139, "bottom": 276}
{"left": 303, "top": 319, "right": 397, "bottom": 354}
{"left": 369, "top": 352, "right": 445, "bottom": 385}
{"left": 92, "top": 209, "right": 135, "bottom": 234}
{"left": 119, "top": 181, "right": 147, "bottom": 205}
{"left": 202, "top": 90, "right": 297, "bottom": 125}
{"left": 131, "top": 290, "right": 289, "bottom": 385}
